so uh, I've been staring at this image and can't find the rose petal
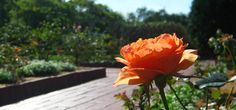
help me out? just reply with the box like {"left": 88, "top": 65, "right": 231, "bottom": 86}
{"left": 114, "top": 75, "right": 146, "bottom": 86}
{"left": 184, "top": 49, "right": 198, "bottom": 54}
{"left": 177, "top": 49, "right": 198, "bottom": 71}
{"left": 115, "top": 57, "right": 130, "bottom": 66}
{"left": 113, "top": 67, "right": 145, "bottom": 86}
{"left": 113, "top": 67, "right": 163, "bottom": 86}
{"left": 128, "top": 68, "right": 164, "bottom": 79}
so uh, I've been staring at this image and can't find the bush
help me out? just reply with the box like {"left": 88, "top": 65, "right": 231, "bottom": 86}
{"left": 65, "top": 30, "right": 119, "bottom": 64}
{"left": 0, "top": 69, "right": 15, "bottom": 83}
{"left": 50, "top": 61, "right": 76, "bottom": 72}
{"left": 0, "top": 44, "right": 27, "bottom": 73}
{"left": 0, "top": 23, "right": 31, "bottom": 46}
{"left": 17, "top": 60, "right": 59, "bottom": 76}
{"left": 17, "top": 60, "right": 76, "bottom": 77}
{"left": 48, "top": 55, "right": 75, "bottom": 63}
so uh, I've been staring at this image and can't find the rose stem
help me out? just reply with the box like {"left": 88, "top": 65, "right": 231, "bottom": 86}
{"left": 205, "top": 89, "right": 208, "bottom": 110}
{"left": 159, "top": 87, "right": 169, "bottom": 110}
{"left": 155, "top": 76, "right": 169, "bottom": 110}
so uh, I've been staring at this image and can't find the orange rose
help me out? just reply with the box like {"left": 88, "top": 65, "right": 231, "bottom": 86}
{"left": 114, "top": 33, "right": 198, "bottom": 86}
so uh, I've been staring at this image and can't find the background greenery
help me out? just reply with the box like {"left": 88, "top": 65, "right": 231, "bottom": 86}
{"left": 1, "top": 0, "right": 235, "bottom": 60}
{"left": 0, "top": 0, "right": 236, "bottom": 82}
{"left": 1, "top": 0, "right": 236, "bottom": 109}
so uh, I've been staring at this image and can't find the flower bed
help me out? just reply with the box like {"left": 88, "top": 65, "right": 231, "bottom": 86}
{"left": 0, "top": 67, "right": 106, "bottom": 106}
{"left": 79, "top": 62, "right": 124, "bottom": 68}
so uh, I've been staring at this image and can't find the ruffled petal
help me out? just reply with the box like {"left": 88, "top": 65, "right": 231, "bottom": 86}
{"left": 177, "top": 49, "right": 198, "bottom": 71}
{"left": 113, "top": 67, "right": 143, "bottom": 86}
{"left": 113, "top": 67, "right": 163, "bottom": 86}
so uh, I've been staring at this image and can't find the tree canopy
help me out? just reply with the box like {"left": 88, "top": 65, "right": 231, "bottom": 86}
{"left": 189, "top": 0, "right": 236, "bottom": 58}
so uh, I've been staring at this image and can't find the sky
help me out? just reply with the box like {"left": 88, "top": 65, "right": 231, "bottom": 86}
{"left": 95, "top": 0, "right": 193, "bottom": 16}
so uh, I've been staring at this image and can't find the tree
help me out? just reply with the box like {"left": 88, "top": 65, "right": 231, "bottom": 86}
{"left": 127, "top": 7, "right": 155, "bottom": 23}
{"left": 0, "top": 0, "right": 7, "bottom": 26}
{"left": 10, "top": 0, "right": 77, "bottom": 27}
{"left": 144, "top": 9, "right": 188, "bottom": 27}
{"left": 0, "top": 0, "right": 15, "bottom": 26}
{"left": 189, "top": 0, "right": 236, "bottom": 58}
{"left": 70, "top": 0, "right": 125, "bottom": 34}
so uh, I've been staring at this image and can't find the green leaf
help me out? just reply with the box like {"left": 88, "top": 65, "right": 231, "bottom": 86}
{"left": 198, "top": 82, "right": 225, "bottom": 89}
{"left": 195, "top": 72, "right": 228, "bottom": 89}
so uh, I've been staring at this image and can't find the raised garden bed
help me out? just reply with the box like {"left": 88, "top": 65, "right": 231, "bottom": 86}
{"left": 79, "top": 62, "right": 124, "bottom": 67}
{"left": 0, "top": 67, "right": 106, "bottom": 106}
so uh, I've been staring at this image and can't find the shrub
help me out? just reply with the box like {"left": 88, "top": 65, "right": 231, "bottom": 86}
{"left": 0, "top": 23, "right": 31, "bottom": 46}
{"left": 65, "top": 30, "right": 119, "bottom": 64}
{"left": 48, "top": 55, "right": 75, "bottom": 63}
{"left": 17, "top": 60, "right": 59, "bottom": 77}
{"left": 0, "top": 69, "right": 15, "bottom": 83}
{"left": 0, "top": 44, "right": 27, "bottom": 74}
{"left": 30, "top": 22, "right": 65, "bottom": 60}
{"left": 17, "top": 60, "right": 76, "bottom": 77}
{"left": 50, "top": 61, "right": 76, "bottom": 72}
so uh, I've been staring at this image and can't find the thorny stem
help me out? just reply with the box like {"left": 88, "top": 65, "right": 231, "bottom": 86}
{"left": 168, "top": 83, "right": 187, "bottom": 110}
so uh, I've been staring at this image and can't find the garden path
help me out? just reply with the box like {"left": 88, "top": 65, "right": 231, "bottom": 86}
{"left": 0, "top": 68, "right": 136, "bottom": 110}
{"left": 0, "top": 67, "right": 193, "bottom": 110}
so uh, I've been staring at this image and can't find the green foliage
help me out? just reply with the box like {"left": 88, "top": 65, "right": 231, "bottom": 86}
{"left": 116, "top": 84, "right": 203, "bottom": 110}
{"left": 48, "top": 55, "right": 75, "bottom": 63}
{"left": 0, "top": 69, "right": 15, "bottom": 83}
{"left": 69, "top": 0, "right": 125, "bottom": 34}
{"left": 208, "top": 31, "right": 236, "bottom": 69}
{"left": 65, "top": 29, "right": 119, "bottom": 64}
{"left": 12, "top": 0, "right": 76, "bottom": 27}
{"left": 50, "top": 61, "right": 76, "bottom": 72}
{"left": 17, "top": 60, "right": 59, "bottom": 76}
{"left": 121, "top": 22, "right": 187, "bottom": 43}
{"left": 0, "top": 23, "right": 31, "bottom": 46}
{"left": 165, "top": 84, "right": 203, "bottom": 110}
{"left": 194, "top": 32, "right": 236, "bottom": 109}
{"left": 0, "top": 44, "right": 27, "bottom": 71}
{"left": 0, "top": 21, "right": 120, "bottom": 65}
{"left": 6, "top": 0, "right": 125, "bottom": 35}
{"left": 127, "top": 8, "right": 188, "bottom": 27}
{"left": 0, "top": 0, "right": 10, "bottom": 26}
{"left": 195, "top": 72, "right": 228, "bottom": 89}
{"left": 17, "top": 60, "right": 76, "bottom": 77}
{"left": 144, "top": 10, "right": 188, "bottom": 27}
{"left": 30, "top": 21, "right": 65, "bottom": 60}
{"left": 189, "top": 0, "right": 236, "bottom": 58}
{"left": 0, "top": 0, "right": 190, "bottom": 65}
